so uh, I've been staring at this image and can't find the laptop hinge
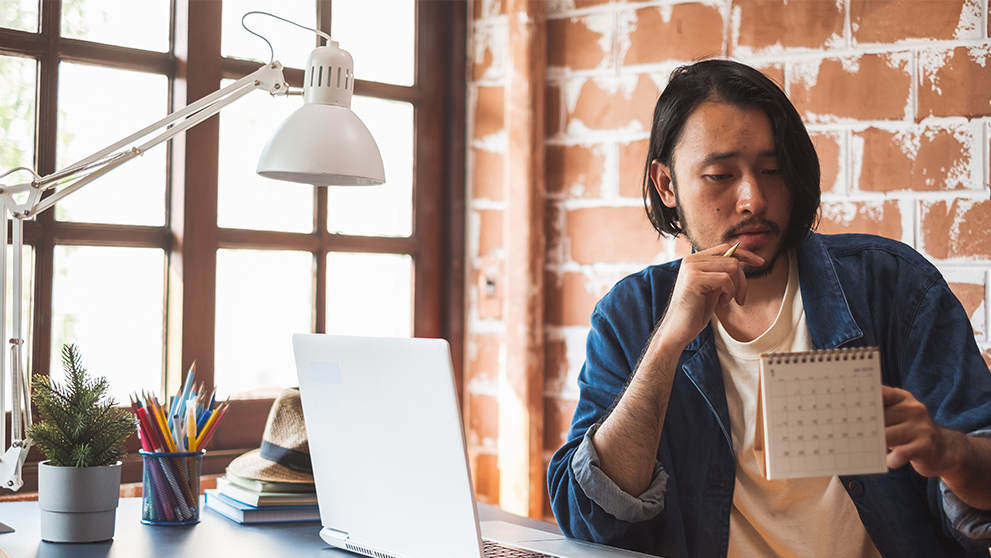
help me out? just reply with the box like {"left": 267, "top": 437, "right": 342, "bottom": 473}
{"left": 322, "top": 527, "right": 350, "bottom": 541}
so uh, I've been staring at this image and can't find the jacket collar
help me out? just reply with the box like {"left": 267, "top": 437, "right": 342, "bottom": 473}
{"left": 796, "top": 233, "right": 863, "bottom": 349}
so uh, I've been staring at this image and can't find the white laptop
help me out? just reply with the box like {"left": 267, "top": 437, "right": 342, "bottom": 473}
{"left": 292, "top": 334, "right": 651, "bottom": 558}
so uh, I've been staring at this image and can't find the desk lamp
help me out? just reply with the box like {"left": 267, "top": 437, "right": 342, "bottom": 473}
{"left": 0, "top": 12, "right": 384, "bottom": 496}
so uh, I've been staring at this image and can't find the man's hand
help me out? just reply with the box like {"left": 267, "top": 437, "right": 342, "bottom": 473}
{"left": 884, "top": 385, "right": 991, "bottom": 510}
{"left": 883, "top": 386, "right": 954, "bottom": 475}
{"left": 653, "top": 243, "right": 764, "bottom": 352}
{"left": 593, "top": 242, "right": 763, "bottom": 496}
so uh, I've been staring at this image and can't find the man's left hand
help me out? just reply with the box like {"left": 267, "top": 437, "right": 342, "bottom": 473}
{"left": 883, "top": 385, "right": 991, "bottom": 510}
{"left": 883, "top": 385, "right": 956, "bottom": 476}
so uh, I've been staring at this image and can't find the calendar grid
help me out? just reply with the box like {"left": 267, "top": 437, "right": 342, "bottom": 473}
{"left": 757, "top": 347, "right": 887, "bottom": 480}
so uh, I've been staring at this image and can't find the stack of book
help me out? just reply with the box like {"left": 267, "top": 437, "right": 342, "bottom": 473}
{"left": 204, "top": 469, "right": 319, "bottom": 524}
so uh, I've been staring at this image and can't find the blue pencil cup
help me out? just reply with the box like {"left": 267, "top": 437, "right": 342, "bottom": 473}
{"left": 140, "top": 450, "right": 205, "bottom": 525}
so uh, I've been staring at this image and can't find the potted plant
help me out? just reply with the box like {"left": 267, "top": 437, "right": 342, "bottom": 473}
{"left": 28, "top": 344, "right": 137, "bottom": 543}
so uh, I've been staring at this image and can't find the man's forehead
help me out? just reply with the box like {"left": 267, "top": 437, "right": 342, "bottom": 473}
{"left": 674, "top": 102, "right": 776, "bottom": 163}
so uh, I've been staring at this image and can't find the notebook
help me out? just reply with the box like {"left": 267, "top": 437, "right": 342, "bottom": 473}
{"left": 292, "top": 333, "right": 650, "bottom": 558}
{"left": 754, "top": 347, "right": 888, "bottom": 480}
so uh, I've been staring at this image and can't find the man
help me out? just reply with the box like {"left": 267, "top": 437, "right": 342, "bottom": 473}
{"left": 547, "top": 59, "right": 991, "bottom": 557}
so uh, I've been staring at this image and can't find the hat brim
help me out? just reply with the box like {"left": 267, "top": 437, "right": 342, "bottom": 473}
{"left": 226, "top": 448, "right": 315, "bottom": 484}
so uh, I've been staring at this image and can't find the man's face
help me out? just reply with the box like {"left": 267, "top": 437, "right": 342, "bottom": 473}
{"left": 650, "top": 101, "right": 792, "bottom": 278}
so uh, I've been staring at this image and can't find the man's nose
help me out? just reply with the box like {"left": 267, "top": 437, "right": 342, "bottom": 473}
{"left": 736, "top": 173, "right": 768, "bottom": 215}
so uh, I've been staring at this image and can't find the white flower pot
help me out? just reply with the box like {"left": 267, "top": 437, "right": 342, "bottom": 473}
{"left": 38, "top": 460, "right": 122, "bottom": 543}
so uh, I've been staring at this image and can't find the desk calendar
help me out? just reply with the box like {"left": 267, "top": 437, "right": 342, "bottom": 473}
{"left": 754, "top": 347, "right": 888, "bottom": 480}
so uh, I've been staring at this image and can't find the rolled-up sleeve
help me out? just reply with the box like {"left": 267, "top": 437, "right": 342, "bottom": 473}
{"left": 572, "top": 424, "right": 667, "bottom": 523}
{"left": 939, "top": 429, "right": 991, "bottom": 545}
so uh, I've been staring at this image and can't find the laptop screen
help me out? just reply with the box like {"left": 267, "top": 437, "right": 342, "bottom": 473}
{"left": 293, "top": 334, "right": 484, "bottom": 558}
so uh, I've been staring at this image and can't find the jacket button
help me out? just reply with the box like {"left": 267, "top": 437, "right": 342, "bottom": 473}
{"left": 847, "top": 480, "right": 864, "bottom": 497}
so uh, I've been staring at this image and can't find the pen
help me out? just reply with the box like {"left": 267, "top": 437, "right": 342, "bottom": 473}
{"left": 723, "top": 242, "right": 740, "bottom": 257}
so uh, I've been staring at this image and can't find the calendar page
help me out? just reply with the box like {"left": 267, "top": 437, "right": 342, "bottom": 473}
{"left": 754, "top": 347, "right": 888, "bottom": 480}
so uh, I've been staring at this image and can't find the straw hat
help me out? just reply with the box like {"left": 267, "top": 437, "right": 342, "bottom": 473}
{"left": 226, "top": 387, "right": 314, "bottom": 484}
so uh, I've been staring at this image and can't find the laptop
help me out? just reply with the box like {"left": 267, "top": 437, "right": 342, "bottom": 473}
{"left": 292, "top": 334, "right": 651, "bottom": 558}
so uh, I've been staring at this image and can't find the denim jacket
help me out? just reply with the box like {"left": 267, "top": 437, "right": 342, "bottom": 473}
{"left": 547, "top": 233, "right": 991, "bottom": 557}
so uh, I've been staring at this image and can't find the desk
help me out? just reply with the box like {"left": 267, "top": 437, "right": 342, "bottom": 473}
{"left": 0, "top": 498, "right": 559, "bottom": 557}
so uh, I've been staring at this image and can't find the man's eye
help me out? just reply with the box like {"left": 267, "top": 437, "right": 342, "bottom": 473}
{"left": 704, "top": 174, "right": 732, "bottom": 181}
{"left": 762, "top": 169, "right": 781, "bottom": 176}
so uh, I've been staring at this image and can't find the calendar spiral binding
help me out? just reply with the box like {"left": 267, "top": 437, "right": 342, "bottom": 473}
{"left": 761, "top": 346, "right": 878, "bottom": 366}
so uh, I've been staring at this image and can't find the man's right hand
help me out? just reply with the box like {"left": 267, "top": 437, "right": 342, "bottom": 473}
{"left": 653, "top": 242, "right": 764, "bottom": 353}
{"left": 592, "top": 242, "right": 763, "bottom": 496}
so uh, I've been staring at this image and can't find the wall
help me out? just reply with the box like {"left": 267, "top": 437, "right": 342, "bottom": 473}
{"left": 466, "top": 0, "right": 991, "bottom": 520}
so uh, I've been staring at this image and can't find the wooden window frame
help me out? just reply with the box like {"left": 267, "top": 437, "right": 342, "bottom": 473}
{"left": 0, "top": 0, "right": 465, "bottom": 493}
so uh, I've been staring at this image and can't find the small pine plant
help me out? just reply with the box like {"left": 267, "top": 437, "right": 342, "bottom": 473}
{"left": 27, "top": 344, "right": 136, "bottom": 467}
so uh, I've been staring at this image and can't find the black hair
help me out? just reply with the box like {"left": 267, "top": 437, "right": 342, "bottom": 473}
{"left": 642, "top": 59, "right": 820, "bottom": 252}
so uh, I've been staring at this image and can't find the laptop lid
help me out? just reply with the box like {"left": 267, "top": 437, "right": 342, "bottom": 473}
{"left": 293, "top": 334, "right": 484, "bottom": 558}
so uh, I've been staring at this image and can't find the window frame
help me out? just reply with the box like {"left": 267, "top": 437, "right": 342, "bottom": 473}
{"left": 0, "top": 0, "right": 465, "bottom": 492}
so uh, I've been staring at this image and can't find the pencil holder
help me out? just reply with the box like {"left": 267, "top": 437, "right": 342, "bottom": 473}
{"left": 140, "top": 450, "right": 205, "bottom": 525}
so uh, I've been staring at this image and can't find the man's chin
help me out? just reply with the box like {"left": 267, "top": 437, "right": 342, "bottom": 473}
{"left": 743, "top": 252, "right": 782, "bottom": 279}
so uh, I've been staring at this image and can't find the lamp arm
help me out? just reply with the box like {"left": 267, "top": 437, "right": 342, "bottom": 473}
{"left": 0, "top": 60, "right": 289, "bottom": 493}
{"left": 0, "top": 61, "right": 290, "bottom": 218}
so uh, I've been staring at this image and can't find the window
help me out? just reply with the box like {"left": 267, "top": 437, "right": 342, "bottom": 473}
{"left": 0, "top": 0, "right": 465, "bottom": 490}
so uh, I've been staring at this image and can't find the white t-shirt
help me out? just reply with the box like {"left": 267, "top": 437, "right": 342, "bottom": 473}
{"left": 711, "top": 252, "right": 882, "bottom": 558}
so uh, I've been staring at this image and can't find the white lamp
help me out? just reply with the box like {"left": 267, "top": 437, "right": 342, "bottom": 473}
{"left": 0, "top": 14, "right": 384, "bottom": 494}
{"left": 258, "top": 42, "right": 385, "bottom": 186}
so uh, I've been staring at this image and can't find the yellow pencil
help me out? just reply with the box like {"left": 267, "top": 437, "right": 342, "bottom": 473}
{"left": 153, "top": 398, "right": 178, "bottom": 453}
{"left": 193, "top": 407, "right": 220, "bottom": 450}
{"left": 187, "top": 407, "right": 198, "bottom": 452}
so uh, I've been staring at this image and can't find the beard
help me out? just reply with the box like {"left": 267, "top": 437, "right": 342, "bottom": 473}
{"left": 674, "top": 198, "right": 787, "bottom": 279}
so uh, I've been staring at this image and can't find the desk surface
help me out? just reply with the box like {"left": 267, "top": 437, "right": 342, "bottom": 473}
{"left": 0, "top": 497, "right": 558, "bottom": 558}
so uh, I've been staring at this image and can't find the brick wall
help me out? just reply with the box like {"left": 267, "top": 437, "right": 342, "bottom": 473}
{"left": 467, "top": 0, "right": 991, "bottom": 520}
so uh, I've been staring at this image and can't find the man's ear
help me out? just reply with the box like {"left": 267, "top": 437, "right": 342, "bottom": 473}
{"left": 649, "top": 160, "right": 677, "bottom": 208}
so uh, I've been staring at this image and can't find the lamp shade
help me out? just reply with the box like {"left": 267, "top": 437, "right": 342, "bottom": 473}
{"left": 256, "top": 42, "right": 385, "bottom": 186}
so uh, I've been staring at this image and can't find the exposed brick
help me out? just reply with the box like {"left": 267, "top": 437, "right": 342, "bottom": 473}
{"left": 546, "top": 144, "right": 605, "bottom": 197}
{"left": 546, "top": 83, "right": 563, "bottom": 138}
{"left": 854, "top": 126, "right": 972, "bottom": 192}
{"left": 468, "top": 332, "right": 503, "bottom": 385}
{"left": 548, "top": 15, "right": 610, "bottom": 70}
{"left": 817, "top": 200, "right": 902, "bottom": 240}
{"left": 472, "top": 23, "right": 506, "bottom": 82}
{"left": 947, "top": 281, "right": 986, "bottom": 335}
{"left": 545, "top": 270, "right": 607, "bottom": 327}
{"left": 624, "top": 3, "right": 724, "bottom": 65}
{"left": 810, "top": 131, "right": 842, "bottom": 194}
{"left": 851, "top": 0, "right": 974, "bottom": 44}
{"left": 472, "top": 42, "right": 495, "bottom": 82}
{"left": 575, "top": 0, "right": 612, "bottom": 7}
{"left": 476, "top": 209, "right": 504, "bottom": 258}
{"left": 543, "top": 397, "right": 577, "bottom": 453}
{"left": 569, "top": 74, "right": 659, "bottom": 132}
{"left": 619, "top": 139, "right": 649, "bottom": 198}
{"left": 918, "top": 45, "right": 991, "bottom": 119}
{"left": 475, "top": 259, "right": 503, "bottom": 320}
{"left": 566, "top": 206, "right": 664, "bottom": 264}
{"left": 758, "top": 63, "right": 786, "bottom": 91}
{"left": 920, "top": 199, "right": 991, "bottom": 259}
{"left": 467, "top": 392, "right": 499, "bottom": 447}
{"left": 474, "top": 0, "right": 506, "bottom": 19}
{"left": 469, "top": 452, "right": 500, "bottom": 505}
{"left": 472, "top": 148, "right": 504, "bottom": 201}
{"left": 543, "top": 336, "right": 569, "bottom": 401}
{"left": 474, "top": 86, "right": 505, "bottom": 139}
{"left": 788, "top": 53, "right": 912, "bottom": 122}
{"left": 545, "top": 201, "right": 566, "bottom": 266}
{"left": 733, "top": 0, "right": 844, "bottom": 52}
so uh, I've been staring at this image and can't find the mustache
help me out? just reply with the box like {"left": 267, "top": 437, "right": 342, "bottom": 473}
{"left": 723, "top": 217, "right": 781, "bottom": 241}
